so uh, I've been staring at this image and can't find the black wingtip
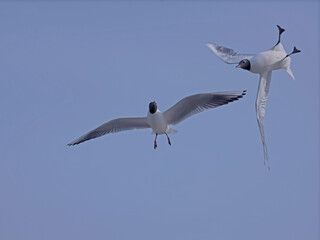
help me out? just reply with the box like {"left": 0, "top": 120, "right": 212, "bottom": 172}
{"left": 231, "top": 90, "right": 247, "bottom": 101}
{"left": 240, "top": 90, "right": 247, "bottom": 97}
{"left": 67, "top": 142, "right": 77, "bottom": 146}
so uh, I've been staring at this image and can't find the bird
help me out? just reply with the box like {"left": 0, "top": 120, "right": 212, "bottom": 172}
{"left": 206, "top": 25, "right": 301, "bottom": 168}
{"left": 68, "top": 90, "right": 246, "bottom": 148}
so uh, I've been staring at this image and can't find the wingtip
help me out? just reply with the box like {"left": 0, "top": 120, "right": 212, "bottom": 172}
{"left": 233, "top": 90, "right": 247, "bottom": 100}
{"left": 67, "top": 142, "right": 78, "bottom": 146}
{"left": 240, "top": 90, "right": 247, "bottom": 97}
{"left": 206, "top": 43, "right": 214, "bottom": 49}
{"left": 206, "top": 43, "right": 218, "bottom": 50}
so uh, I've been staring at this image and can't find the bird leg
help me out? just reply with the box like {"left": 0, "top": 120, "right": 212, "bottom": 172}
{"left": 165, "top": 133, "right": 171, "bottom": 146}
{"left": 289, "top": 46, "right": 301, "bottom": 56}
{"left": 154, "top": 134, "right": 158, "bottom": 149}
{"left": 275, "top": 25, "right": 285, "bottom": 46}
{"left": 283, "top": 46, "right": 301, "bottom": 59}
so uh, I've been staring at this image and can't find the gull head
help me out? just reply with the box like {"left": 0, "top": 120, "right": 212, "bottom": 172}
{"left": 236, "top": 59, "right": 251, "bottom": 71}
{"left": 149, "top": 101, "right": 158, "bottom": 114}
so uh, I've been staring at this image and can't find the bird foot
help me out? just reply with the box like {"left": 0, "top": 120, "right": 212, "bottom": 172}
{"left": 292, "top": 46, "right": 301, "bottom": 54}
{"left": 283, "top": 46, "right": 301, "bottom": 59}
{"left": 275, "top": 25, "right": 285, "bottom": 46}
{"left": 277, "top": 25, "right": 285, "bottom": 35}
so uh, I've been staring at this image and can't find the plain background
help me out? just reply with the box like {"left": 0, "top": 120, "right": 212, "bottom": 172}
{"left": 0, "top": 1, "right": 319, "bottom": 240}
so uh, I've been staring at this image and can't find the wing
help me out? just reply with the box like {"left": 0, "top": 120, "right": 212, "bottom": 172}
{"left": 164, "top": 90, "right": 246, "bottom": 126}
{"left": 256, "top": 71, "right": 272, "bottom": 168}
{"left": 206, "top": 43, "right": 255, "bottom": 64}
{"left": 68, "top": 117, "right": 150, "bottom": 145}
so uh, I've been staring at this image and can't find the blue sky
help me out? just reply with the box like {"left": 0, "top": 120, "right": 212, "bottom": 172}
{"left": 0, "top": 1, "right": 319, "bottom": 240}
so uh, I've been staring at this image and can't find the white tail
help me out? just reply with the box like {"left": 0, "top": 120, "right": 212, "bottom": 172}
{"left": 286, "top": 67, "right": 295, "bottom": 80}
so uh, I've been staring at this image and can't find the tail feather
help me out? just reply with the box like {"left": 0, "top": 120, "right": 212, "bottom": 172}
{"left": 167, "top": 128, "right": 178, "bottom": 134}
{"left": 151, "top": 128, "right": 178, "bottom": 135}
{"left": 286, "top": 67, "right": 295, "bottom": 80}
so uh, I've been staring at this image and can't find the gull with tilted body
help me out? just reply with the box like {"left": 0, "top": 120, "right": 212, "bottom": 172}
{"left": 207, "top": 25, "right": 301, "bottom": 168}
{"left": 68, "top": 90, "right": 246, "bottom": 148}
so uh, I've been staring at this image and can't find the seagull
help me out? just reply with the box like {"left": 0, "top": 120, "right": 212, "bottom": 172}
{"left": 207, "top": 25, "right": 301, "bottom": 168}
{"left": 68, "top": 90, "right": 246, "bottom": 148}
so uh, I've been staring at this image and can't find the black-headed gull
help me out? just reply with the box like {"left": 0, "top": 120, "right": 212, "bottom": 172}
{"left": 207, "top": 25, "right": 300, "bottom": 168}
{"left": 68, "top": 90, "right": 246, "bottom": 148}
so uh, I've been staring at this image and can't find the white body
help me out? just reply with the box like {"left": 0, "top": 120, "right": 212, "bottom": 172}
{"left": 250, "top": 43, "right": 294, "bottom": 79}
{"left": 147, "top": 110, "right": 170, "bottom": 135}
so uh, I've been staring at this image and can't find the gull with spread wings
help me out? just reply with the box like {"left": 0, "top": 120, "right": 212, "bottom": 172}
{"left": 68, "top": 91, "right": 246, "bottom": 148}
{"left": 207, "top": 25, "right": 300, "bottom": 168}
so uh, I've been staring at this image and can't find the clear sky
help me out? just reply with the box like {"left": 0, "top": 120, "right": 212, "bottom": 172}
{"left": 0, "top": 1, "right": 319, "bottom": 240}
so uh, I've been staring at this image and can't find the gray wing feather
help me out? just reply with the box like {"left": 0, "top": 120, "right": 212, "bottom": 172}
{"left": 68, "top": 117, "right": 150, "bottom": 145}
{"left": 256, "top": 71, "right": 272, "bottom": 168}
{"left": 206, "top": 43, "right": 255, "bottom": 64}
{"left": 164, "top": 90, "right": 246, "bottom": 126}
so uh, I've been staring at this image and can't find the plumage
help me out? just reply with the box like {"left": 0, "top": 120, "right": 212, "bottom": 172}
{"left": 207, "top": 25, "right": 300, "bottom": 167}
{"left": 256, "top": 71, "right": 272, "bottom": 165}
{"left": 67, "top": 118, "right": 150, "bottom": 145}
{"left": 68, "top": 91, "right": 246, "bottom": 148}
{"left": 164, "top": 91, "right": 246, "bottom": 126}
{"left": 206, "top": 43, "right": 255, "bottom": 64}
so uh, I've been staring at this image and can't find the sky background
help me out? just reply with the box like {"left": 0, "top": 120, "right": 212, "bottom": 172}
{"left": 0, "top": 1, "right": 319, "bottom": 240}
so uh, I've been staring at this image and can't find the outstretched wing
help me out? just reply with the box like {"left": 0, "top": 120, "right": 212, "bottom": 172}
{"left": 68, "top": 117, "right": 150, "bottom": 145}
{"left": 164, "top": 90, "right": 246, "bottom": 126}
{"left": 256, "top": 71, "right": 272, "bottom": 168}
{"left": 206, "top": 43, "right": 255, "bottom": 64}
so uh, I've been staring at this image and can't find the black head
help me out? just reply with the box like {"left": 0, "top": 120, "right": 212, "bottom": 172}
{"left": 149, "top": 101, "right": 157, "bottom": 114}
{"left": 236, "top": 59, "right": 251, "bottom": 71}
